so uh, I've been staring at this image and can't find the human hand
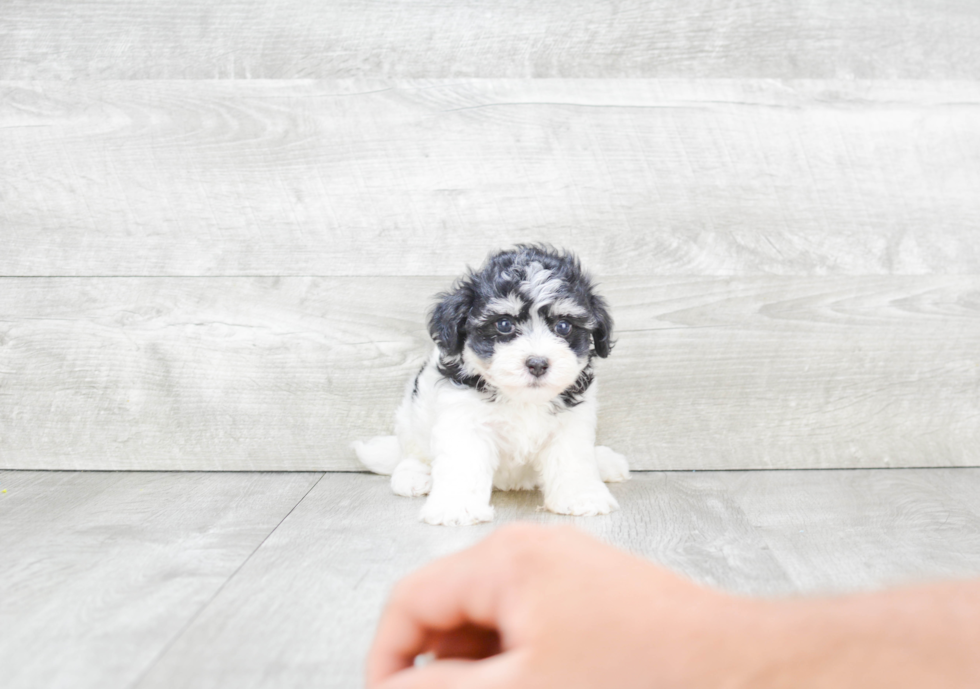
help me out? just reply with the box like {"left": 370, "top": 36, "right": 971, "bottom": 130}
{"left": 366, "top": 523, "right": 764, "bottom": 688}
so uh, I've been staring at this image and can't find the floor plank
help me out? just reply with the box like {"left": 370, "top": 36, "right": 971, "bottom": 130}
{"left": 1, "top": 275, "right": 976, "bottom": 471}
{"left": 132, "top": 469, "right": 980, "bottom": 689}
{"left": 0, "top": 470, "right": 322, "bottom": 689}
{"left": 3, "top": 80, "right": 979, "bottom": 277}
{"left": 728, "top": 469, "right": 980, "bottom": 593}
{"left": 2, "top": 1, "right": 978, "bottom": 79}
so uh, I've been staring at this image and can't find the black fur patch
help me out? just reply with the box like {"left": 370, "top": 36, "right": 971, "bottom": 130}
{"left": 428, "top": 244, "right": 615, "bottom": 364}
{"left": 436, "top": 356, "right": 494, "bottom": 396}
{"left": 427, "top": 245, "right": 612, "bottom": 410}
{"left": 558, "top": 361, "right": 595, "bottom": 408}
{"left": 410, "top": 362, "right": 426, "bottom": 398}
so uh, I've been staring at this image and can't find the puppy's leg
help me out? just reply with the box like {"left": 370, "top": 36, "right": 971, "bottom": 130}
{"left": 539, "top": 430, "right": 619, "bottom": 517}
{"left": 419, "top": 418, "right": 497, "bottom": 526}
{"left": 595, "top": 445, "right": 630, "bottom": 483}
{"left": 390, "top": 457, "right": 432, "bottom": 497}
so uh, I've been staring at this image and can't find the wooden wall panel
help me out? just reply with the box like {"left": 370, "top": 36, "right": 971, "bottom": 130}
{"left": 1, "top": 276, "right": 976, "bottom": 471}
{"left": 607, "top": 276, "right": 980, "bottom": 470}
{"left": 2, "top": 1, "right": 979, "bottom": 80}
{"left": 0, "top": 277, "right": 436, "bottom": 470}
{"left": 3, "top": 3, "right": 978, "bottom": 472}
{"left": 3, "top": 80, "right": 979, "bottom": 277}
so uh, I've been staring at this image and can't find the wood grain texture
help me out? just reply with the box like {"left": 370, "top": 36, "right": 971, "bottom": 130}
{"left": 0, "top": 276, "right": 436, "bottom": 471}
{"left": 133, "top": 470, "right": 980, "bottom": 689}
{"left": 0, "top": 470, "right": 321, "bottom": 689}
{"left": 726, "top": 470, "right": 980, "bottom": 593}
{"left": 1, "top": 275, "right": 976, "bottom": 471}
{"left": 3, "top": 80, "right": 980, "bottom": 277}
{"left": 2, "top": 1, "right": 979, "bottom": 79}
{"left": 608, "top": 275, "right": 980, "bottom": 470}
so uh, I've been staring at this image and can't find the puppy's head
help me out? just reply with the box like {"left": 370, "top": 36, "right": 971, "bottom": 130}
{"left": 429, "top": 245, "right": 613, "bottom": 403}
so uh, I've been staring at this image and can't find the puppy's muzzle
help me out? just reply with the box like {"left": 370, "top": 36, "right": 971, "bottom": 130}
{"left": 526, "top": 356, "right": 550, "bottom": 378}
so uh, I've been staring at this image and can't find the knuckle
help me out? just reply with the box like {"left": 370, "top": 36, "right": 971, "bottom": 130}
{"left": 490, "top": 523, "right": 549, "bottom": 555}
{"left": 489, "top": 524, "right": 557, "bottom": 571}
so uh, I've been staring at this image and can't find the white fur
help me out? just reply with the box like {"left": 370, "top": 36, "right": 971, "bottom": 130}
{"left": 462, "top": 313, "right": 580, "bottom": 404}
{"left": 548, "top": 297, "right": 590, "bottom": 320}
{"left": 520, "top": 262, "right": 563, "bottom": 304}
{"left": 354, "top": 346, "right": 631, "bottom": 526}
{"left": 352, "top": 247, "right": 629, "bottom": 526}
{"left": 484, "top": 293, "right": 525, "bottom": 317}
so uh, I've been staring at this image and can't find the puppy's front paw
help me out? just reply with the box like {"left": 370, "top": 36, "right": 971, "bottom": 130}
{"left": 595, "top": 446, "right": 630, "bottom": 483}
{"left": 419, "top": 494, "right": 494, "bottom": 526}
{"left": 545, "top": 481, "right": 619, "bottom": 517}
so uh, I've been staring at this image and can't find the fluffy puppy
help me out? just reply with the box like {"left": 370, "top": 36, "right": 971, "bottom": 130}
{"left": 354, "top": 245, "right": 629, "bottom": 526}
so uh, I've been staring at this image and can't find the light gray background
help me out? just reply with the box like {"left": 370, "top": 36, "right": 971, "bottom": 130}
{"left": 2, "top": 3, "right": 978, "bottom": 471}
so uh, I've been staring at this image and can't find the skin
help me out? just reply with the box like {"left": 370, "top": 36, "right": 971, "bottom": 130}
{"left": 367, "top": 523, "right": 980, "bottom": 689}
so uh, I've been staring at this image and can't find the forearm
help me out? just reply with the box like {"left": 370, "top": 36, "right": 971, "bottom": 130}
{"left": 740, "top": 581, "right": 980, "bottom": 688}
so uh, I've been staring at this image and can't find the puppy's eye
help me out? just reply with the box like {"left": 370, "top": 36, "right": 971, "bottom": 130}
{"left": 555, "top": 320, "right": 572, "bottom": 337}
{"left": 496, "top": 318, "right": 515, "bottom": 335}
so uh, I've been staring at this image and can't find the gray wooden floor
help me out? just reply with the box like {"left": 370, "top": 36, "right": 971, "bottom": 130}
{"left": 3, "top": 468, "right": 980, "bottom": 689}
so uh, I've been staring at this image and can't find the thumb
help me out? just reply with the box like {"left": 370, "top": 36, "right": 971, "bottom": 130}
{"left": 373, "top": 654, "right": 520, "bottom": 689}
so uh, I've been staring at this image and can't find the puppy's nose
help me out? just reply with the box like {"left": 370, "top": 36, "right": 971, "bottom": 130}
{"left": 526, "top": 356, "right": 550, "bottom": 378}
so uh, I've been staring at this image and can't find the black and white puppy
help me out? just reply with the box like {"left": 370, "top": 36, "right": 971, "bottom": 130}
{"left": 354, "top": 245, "right": 629, "bottom": 526}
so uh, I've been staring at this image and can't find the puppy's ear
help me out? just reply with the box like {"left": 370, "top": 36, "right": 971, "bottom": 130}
{"left": 590, "top": 294, "right": 614, "bottom": 358}
{"left": 428, "top": 278, "right": 475, "bottom": 356}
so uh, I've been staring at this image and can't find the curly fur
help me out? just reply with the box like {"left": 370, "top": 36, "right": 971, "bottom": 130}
{"left": 353, "top": 245, "right": 629, "bottom": 526}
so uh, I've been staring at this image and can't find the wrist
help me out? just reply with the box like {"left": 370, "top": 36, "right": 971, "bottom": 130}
{"left": 729, "top": 584, "right": 980, "bottom": 689}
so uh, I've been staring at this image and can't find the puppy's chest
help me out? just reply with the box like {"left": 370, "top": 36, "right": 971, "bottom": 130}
{"left": 487, "top": 404, "right": 560, "bottom": 465}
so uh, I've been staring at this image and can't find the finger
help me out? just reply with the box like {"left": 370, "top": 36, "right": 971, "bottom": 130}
{"left": 375, "top": 653, "right": 519, "bottom": 689}
{"left": 366, "top": 524, "right": 545, "bottom": 685}
{"left": 366, "top": 600, "right": 430, "bottom": 684}
{"left": 366, "top": 545, "right": 504, "bottom": 683}
{"left": 374, "top": 659, "right": 481, "bottom": 689}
